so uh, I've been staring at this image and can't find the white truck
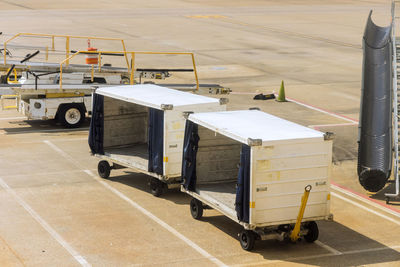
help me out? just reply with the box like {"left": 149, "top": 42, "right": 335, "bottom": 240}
{"left": 13, "top": 71, "right": 125, "bottom": 127}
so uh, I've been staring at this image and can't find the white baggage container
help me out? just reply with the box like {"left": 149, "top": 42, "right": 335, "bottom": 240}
{"left": 181, "top": 110, "right": 333, "bottom": 250}
{"left": 89, "top": 84, "right": 227, "bottom": 196}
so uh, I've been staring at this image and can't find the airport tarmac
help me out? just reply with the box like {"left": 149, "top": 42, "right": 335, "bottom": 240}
{"left": 1, "top": 0, "right": 400, "bottom": 266}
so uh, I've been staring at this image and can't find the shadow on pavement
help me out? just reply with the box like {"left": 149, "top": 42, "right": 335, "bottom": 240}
{"left": 106, "top": 170, "right": 189, "bottom": 205}
{"left": 0, "top": 119, "right": 90, "bottom": 134}
{"left": 201, "top": 215, "right": 400, "bottom": 266}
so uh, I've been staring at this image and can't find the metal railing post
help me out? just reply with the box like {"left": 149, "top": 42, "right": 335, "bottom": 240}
{"left": 130, "top": 52, "right": 135, "bottom": 85}
{"left": 65, "top": 36, "right": 70, "bottom": 66}
{"left": 191, "top": 53, "right": 199, "bottom": 90}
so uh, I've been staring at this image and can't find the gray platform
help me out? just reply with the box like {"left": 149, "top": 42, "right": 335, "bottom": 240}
{"left": 104, "top": 143, "right": 148, "bottom": 170}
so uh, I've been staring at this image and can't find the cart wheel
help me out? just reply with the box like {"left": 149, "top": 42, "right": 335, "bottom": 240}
{"left": 304, "top": 221, "right": 319, "bottom": 243}
{"left": 239, "top": 230, "right": 255, "bottom": 251}
{"left": 98, "top": 160, "right": 111, "bottom": 179}
{"left": 190, "top": 198, "right": 203, "bottom": 220}
{"left": 150, "top": 178, "right": 165, "bottom": 197}
{"left": 58, "top": 104, "right": 85, "bottom": 128}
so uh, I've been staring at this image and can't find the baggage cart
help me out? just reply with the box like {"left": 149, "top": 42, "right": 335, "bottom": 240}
{"left": 181, "top": 110, "right": 333, "bottom": 250}
{"left": 89, "top": 84, "right": 227, "bottom": 196}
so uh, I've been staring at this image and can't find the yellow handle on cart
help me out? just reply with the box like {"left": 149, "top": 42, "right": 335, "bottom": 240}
{"left": 290, "top": 185, "right": 312, "bottom": 242}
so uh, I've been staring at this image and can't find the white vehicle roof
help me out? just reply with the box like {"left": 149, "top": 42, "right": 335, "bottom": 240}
{"left": 95, "top": 84, "right": 220, "bottom": 110}
{"left": 189, "top": 110, "right": 325, "bottom": 145}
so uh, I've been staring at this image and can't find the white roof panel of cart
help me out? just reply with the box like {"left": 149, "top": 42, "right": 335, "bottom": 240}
{"left": 95, "top": 84, "right": 220, "bottom": 110}
{"left": 189, "top": 110, "right": 325, "bottom": 146}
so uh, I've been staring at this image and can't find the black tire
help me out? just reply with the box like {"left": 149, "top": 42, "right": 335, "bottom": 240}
{"left": 239, "top": 230, "right": 256, "bottom": 251}
{"left": 98, "top": 160, "right": 111, "bottom": 179}
{"left": 58, "top": 104, "right": 85, "bottom": 128}
{"left": 190, "top": 198, "right": 203, "bottom": 220}
{"left": 150, "top": 178, "right": 165, "bottom": 197}
{"left": 304, "top": 221, "right": 319, "bottom": 243}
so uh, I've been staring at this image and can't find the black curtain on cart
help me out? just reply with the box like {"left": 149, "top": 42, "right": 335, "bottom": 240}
{"left": 148, "top": 108, "right": 164, "bottom": 175}
{"left": 181, "top": 120, "right": 199, "bottom": 191}
{"left": 88, "top": 93, "right": 104, "bottom": 155}
{"left": 235, "top": 144, "right": 251, "bottom": 223}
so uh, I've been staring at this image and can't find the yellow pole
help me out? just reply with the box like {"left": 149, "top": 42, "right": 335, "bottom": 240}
{"left": 130, "top": 52, "right": 135, "bottom": 85}
{"left": 59, "top": 64, "right": 63, "bottom": 91}
{"left": 290, "top": 185, "right": 312, "bottom": 242}
{"left": 121, "top": 40, "right": 129, "bottom": 68}
{"left": 3, "top": 43, "right": 6, "bottom": 65}
{"left": 51, "top": 36, "right": 55, "bottom": 51}
{"left": 45, "top": 46, "right": 49, "bottom": 61}
{"left": 91, "top": 64, "right": 94, "bottom": 82}
{"left": 65, "top": 36, "right": 70, "bottom": 66}
{"left": 98, "top": 52, "right": 102, "bottom": 72}
{"left": 191, "top": 53, "right": 199, "bottom": 90}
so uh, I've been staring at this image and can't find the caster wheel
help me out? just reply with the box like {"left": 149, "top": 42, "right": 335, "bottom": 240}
{"left": 98, "top": 160, "right": 111, "bottom": 178}
{"left": 239, "top": 230, "right": 255, "bottom": 251}
{"left": 150, "top": 178, "right": 165, "bottom": 197}
{"left": 386, "top": 197, "right": 390, "bottom": 205}
{"left": 190, "top": 198, "right": 203, "bottom": 220}
{"left": 304, "top": 221, "right": 319, "bottom": 243}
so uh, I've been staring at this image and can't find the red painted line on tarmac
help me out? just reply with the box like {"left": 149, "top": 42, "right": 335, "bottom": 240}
{"left": 310, "top": 123, "right": 357, "bottom": 131}
{"left": 331, "top": 181, "right": 400, "bottom": 214}
{"left": 231, "top": 91, "right": 359, "bottom": 124}
{"left": 284, "top": 95, "right": 359, "bottom": 124}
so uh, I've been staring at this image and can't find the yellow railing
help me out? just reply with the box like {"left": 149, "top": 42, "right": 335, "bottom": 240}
{"left": 3, "top": 33, "right": 129, "bottom": 67}
{"left": 59, "top": 50, "right": 199, "bottom": 91}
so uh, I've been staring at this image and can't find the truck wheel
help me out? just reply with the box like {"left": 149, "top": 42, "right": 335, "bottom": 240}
{"left": 304, "top": 221, "right": 319, "bottom": 243}
{"left": 239, "top": 230, "right": 256, "bottom": 251}
{"left": 190, "top": 198, "right": 203, "bottom": 220}
{"left": 58, "top": 104, "right": 85, "bottom": 128}
{"left": 150, "top": 178, "right": 165, "bottom": 197}
{"left": 98, "top": 160, "right": 111, "bottom": 179}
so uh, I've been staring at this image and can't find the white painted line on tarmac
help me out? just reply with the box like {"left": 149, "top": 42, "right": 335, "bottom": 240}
{"left": 315, "top": 240, "right": 342, "bottom": 255}
{"left": 331, "top": 184, "right": 400, "bottom": 219}
{"left": 331, "top": 192, "right": 400, "bottom": 226}
{"left": 43, "top": 140, "right": 84, "bottom": 169}
{"left": 232, "top": 245, "right": 400, "bottom": 266}
{"left": 285, "top": 96, "right": 358, "bottom": 124}
{"left": 0, "top": 127, "right": 89, "bottom": 135}
{"left": 84, "top": 170, "right": 228, "bottom": 267}
{"left": 43, "top": 140, "right": 227, "bottom": 267}
{"left": 17, "top": 137, "right": 88, "bottom": 144}
{"left": 0, "top": 116, "right": 25, "bottom": 120}
{"left": 0, "top": 177, "right": 91, "bottom": 267}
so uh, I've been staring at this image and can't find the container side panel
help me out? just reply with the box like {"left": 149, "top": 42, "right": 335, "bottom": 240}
{"left": 163, "top": 103, "right": 226, "bottom": 177}
{"left": 196, "top": 126, "right": 241, "bottom": 183}
{"left": 103, "top": 97, "right": 148, "bottom": 148}
{"left": 254, "top": 204, "right": 328, "bottom": 223}
{"left": 251, "top": 141, "right": 332, "bottom": 225}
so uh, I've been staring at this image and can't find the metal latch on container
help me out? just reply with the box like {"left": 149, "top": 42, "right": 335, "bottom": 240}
{"left": 219, "top": 98, "right": 229, "bottom": 105}
{"left": 183, "top": 111, "right": 193, "bottom": 119}
{"left": 247, "top": 138, "right": 262, "bottom": 146}
{"left": 324, "top": 132, "right": 335, "bottom": 141}
{"left": 315, "top": 181, "right": 326, "bottom": 186}
{"left": 161, "top": 104, "right": 173, "bottom": 110}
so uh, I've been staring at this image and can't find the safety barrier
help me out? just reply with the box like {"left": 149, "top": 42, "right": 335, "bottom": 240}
{"left": 59, "top": 51, "right": 199, "bottom": 90}
{"left": 2, "top": 33, "right": 129, "bottom": 67}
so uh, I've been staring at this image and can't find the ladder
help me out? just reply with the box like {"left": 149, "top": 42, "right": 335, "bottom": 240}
{"left": 386, "top": 0, "right": 400, "bottom": 202}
